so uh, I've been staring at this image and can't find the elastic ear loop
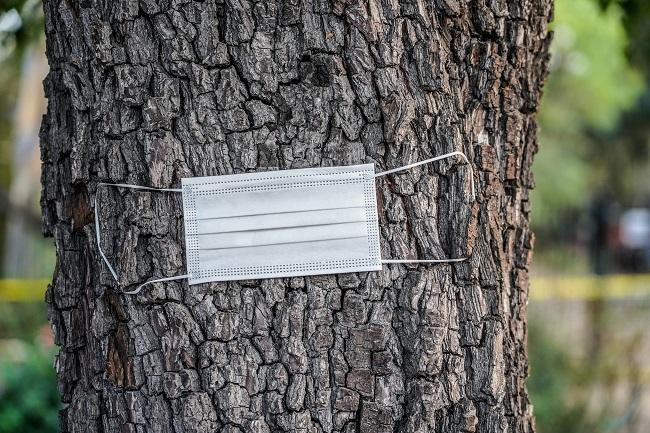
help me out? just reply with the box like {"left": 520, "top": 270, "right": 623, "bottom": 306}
{"left": 374, "top": 151, "right": 476, "bottom": 264}
{"left": 94, "top": 183, "right": 189, "bottom": 295}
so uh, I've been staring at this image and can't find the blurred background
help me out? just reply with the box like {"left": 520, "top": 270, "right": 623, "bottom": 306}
{"left": 0, "top": 0, "right": 649, "bottom": 432}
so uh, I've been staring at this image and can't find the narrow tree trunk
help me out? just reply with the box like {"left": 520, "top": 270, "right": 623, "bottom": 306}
{"left": 41, "top": 1, "right": 551, "bottom": 432}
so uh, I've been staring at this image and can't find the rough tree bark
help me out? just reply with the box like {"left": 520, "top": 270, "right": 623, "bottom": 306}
{"left": 41, "top": 0, "right": 551, "bottom": 432}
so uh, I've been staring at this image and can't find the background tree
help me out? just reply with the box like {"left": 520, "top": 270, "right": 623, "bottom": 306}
{"left": 40, "top": 1, "right": 551, "bottom": 432}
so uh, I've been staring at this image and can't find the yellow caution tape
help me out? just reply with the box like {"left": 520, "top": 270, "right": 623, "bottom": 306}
{"left": 0, "top": 274, "right": 649, "bottom": 302}
{"left": 0, "top": 278, "right": 50, "bottom": 302}
{"left": 531, "top": 273, "right": 650, "bottom": 301}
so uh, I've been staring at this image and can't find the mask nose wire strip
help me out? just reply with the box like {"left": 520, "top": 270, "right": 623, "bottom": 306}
{"left": 374, "top": 151, "right": 476, "bottom": 264}
{"left": 94, "top": 182, "right": 188, "bottom": 295}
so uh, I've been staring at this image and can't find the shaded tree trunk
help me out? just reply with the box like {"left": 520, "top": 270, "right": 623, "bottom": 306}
{"left": 41, "top": 0, "right": 551, "bottom": 432}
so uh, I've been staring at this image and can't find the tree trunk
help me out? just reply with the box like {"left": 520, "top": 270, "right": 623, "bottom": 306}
{"left": 41, "top": 1, "right": 551, "bottom": 432}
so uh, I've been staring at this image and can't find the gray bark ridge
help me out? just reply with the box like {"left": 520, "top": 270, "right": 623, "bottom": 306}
{"left": 41, "top": 0, "right": 551, "bottom": 432}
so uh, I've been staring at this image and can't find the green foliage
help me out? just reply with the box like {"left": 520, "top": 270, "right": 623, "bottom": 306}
{"left": 532, "top": 0, "right": 645, "bottom": 240}
{"left": 545, "top": 0, "right": 643, "bottom": 130}
{"left": 528, "top": 325, "right": 603, "bottom": 433}
{"left": 600, "top": 0, "right": 650, "bottom": 76}
{"left": 0, "top": 303, "right": 48, "bottom": 340}
{"left": 0, "top": 343, "right": 59, "bottom": 433}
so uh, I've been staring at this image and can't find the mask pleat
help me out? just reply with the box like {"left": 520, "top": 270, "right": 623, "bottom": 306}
{"left": 196, "top": 207, "right": 366, "bottom": 234}
{"left": 198, "top": 221, "right": 368, "bottom": 249}
{"left": 197, "top": 236, "right": 371, "bottom": 270}
{"left": 193, "top": 183, "right": 365, "bottom": 220}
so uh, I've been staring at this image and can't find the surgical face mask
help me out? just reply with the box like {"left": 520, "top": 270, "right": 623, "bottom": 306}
{"left": 95, "top": 151, "right": 475, "bottom": 294}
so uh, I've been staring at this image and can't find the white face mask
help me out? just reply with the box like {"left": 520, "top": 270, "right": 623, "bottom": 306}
{"left": 95, "top": 151, "right": 475, "bottom": 294}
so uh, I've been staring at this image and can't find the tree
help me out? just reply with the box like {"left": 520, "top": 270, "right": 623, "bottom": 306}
{"left": 40, "top": 1, "right": 552, "bottom": 432}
